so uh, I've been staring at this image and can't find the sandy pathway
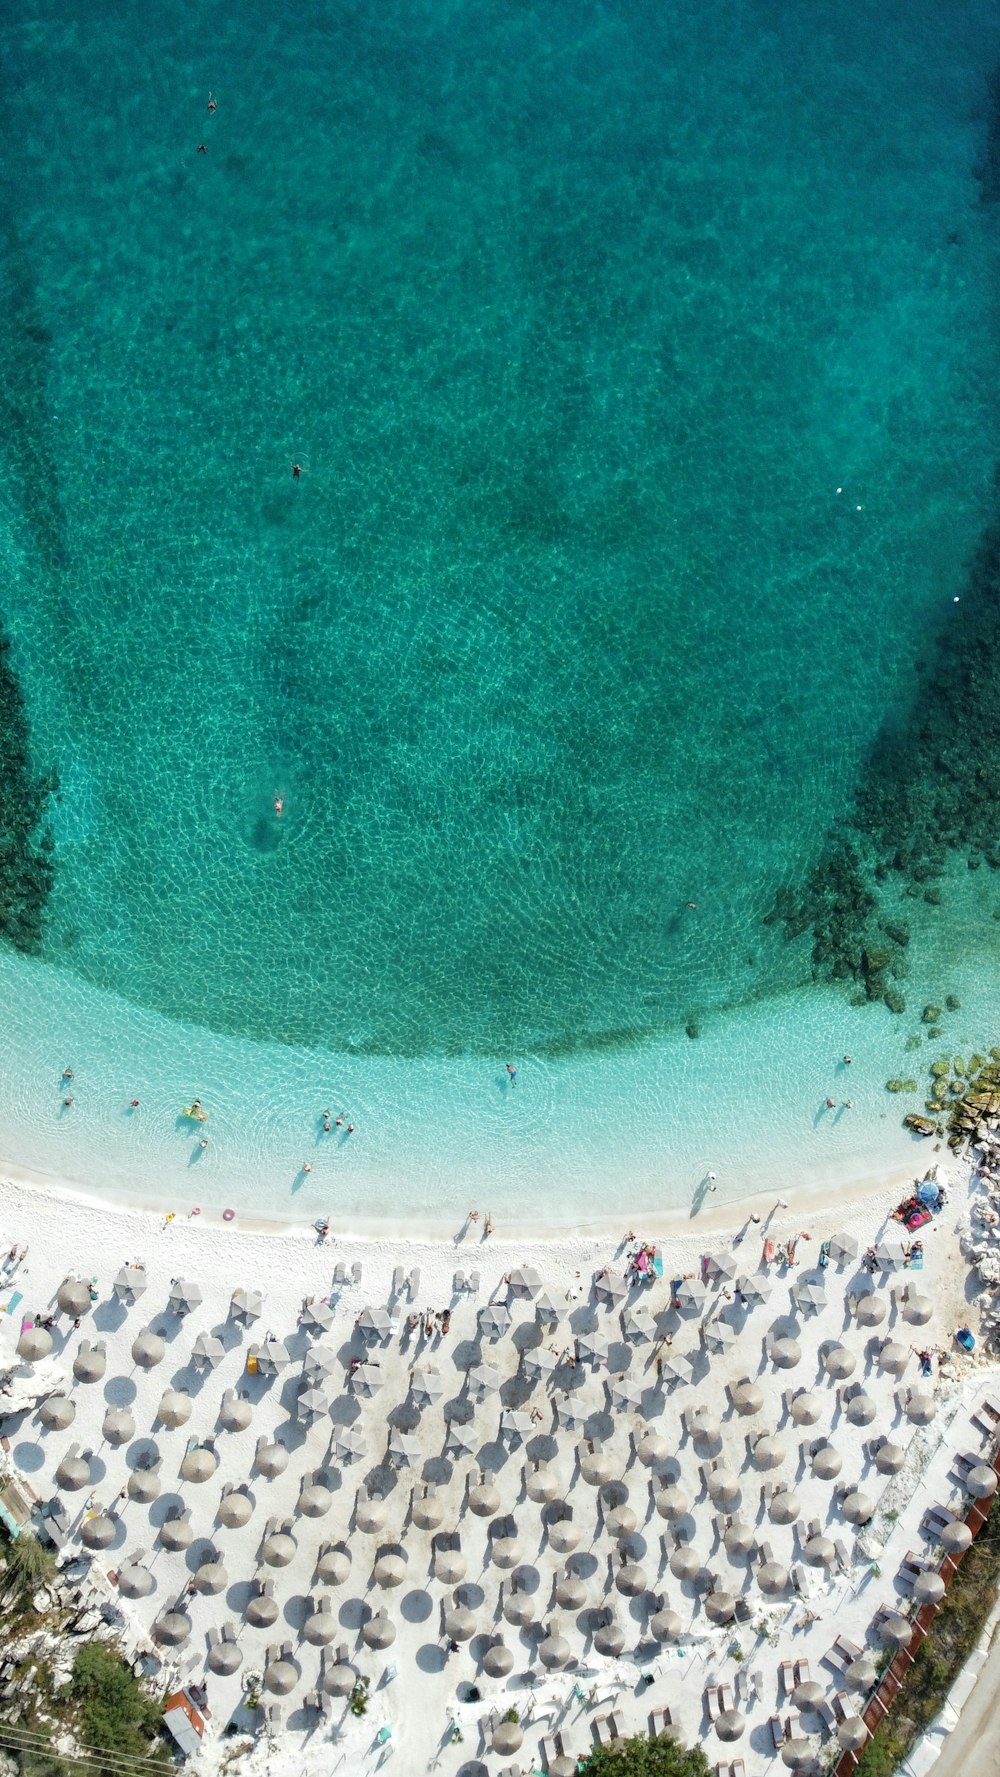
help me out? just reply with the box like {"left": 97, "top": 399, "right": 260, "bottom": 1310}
{"left": 929, "top": 1623, "right": 1000, "bottom": 1777}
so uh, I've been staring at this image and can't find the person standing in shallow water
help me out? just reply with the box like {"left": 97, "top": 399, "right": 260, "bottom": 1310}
{"left": 506, "top": 1063, "right": 517, "bottom": 1088}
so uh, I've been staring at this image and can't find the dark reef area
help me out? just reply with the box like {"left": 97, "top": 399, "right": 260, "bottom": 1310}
{"left": 769, "top": 519, "right": 1000, "bottom": 1007}
{"left": 0, "top": 622, "right": 55, "bottom": 953}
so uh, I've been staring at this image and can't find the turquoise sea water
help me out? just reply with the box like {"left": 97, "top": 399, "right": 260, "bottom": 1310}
{"left": 1, "top": 0, "right": 1000, "bottom": 1215}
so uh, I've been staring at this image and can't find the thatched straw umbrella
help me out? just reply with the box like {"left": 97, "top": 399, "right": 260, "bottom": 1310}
{"left": 637, "top": 1432, "right": 671, "bottom": 1467}
{"left": 769, "top": 1337, "right": 801, "bottom": 1370}
{"left": 732, "top": 1379, "right": 764, "bottom": 1417}
{"left": 902, "top": 1291, "right": 933, "bottom": 1326}
{"left": 73, "top": 1341, "right": 106, "bottom": 1382}
{"left": 255, "top": 1439, "right": 288, "bottom": 1478}
{"left": 753, "top": 1435, "right": 787, "bottom": 1471}
{"left": 789, "top": 1391, "right": 822, "bottom": 1426}
{"left": 649, "top": 1606, "right": 682, "bottom": 1641}
{"left": 483, "top": 1638, "right": 514, "bottom": 1676}
{"left": 56, "top": 1452, "right": 91, "bottom": 1492}
{"left": 822, "top": 1344, "right": 856, "bottom": 1380}
{"left": 469, "top": 1481, "right": 501, "bottom": 1518}
{"left": 549, "top": 1519, "right": 581, "bottom": 1554}
{"left": 218, "top": 1488, "right": 253, "bottom": 1528}
{"left": 322, "top": 1657, "right": 356, "bottom": 1695}
{"left": 705, "top": 1589, "right": 736, "bottom": 1623}
{"left": 433, "top": 1548, "right": 467, "bottom": 1585}
{"left": 158, "top": 1389, "right": 192, "bottom": 1428}
{"left": 941, "top": 1520, "right": 973, "bottom": 1554}
{"left": 18, "top": 1326, "right": 53, "bottom": 1362}
{"left": 412, "top": 1489, "right": 446, "bottom": 1530}
{"left": 655, "top": 1485, "right": 690, "bottom": 1521}
{"left": 58, "top": 1279, "right": 91, "bottom": 1318}
{"left": 443, "top": 1606, "right": 476, "bottom": 1643}
{"left": 118, "top": 1561, "right": 154, "bottom": 1599}
{"left": 878, "top": 1611, "right": 914, "bottom": 1650}
{"left": 841, "top": 1490, "right": 874, "bottom": 1525}
{"left": 580, "top": 1451, "right": 615, "bottom": 1488}
{"left": 102, "top": 1406, "right": 134, "bottom": 1447}
{"left": 803, "top": 1534, "right": 835, "bottom": 1568}
{"left": 261, "top": 1531, "right": 297, "bottom": 1567}
{"left": 303, "top": 1601, "right": 337, "bottom": 1644}
{"left": 616, "top": 1562, "right": 648, "bottom": 1597}
{"left": 493, "top": 1722, "right": 524, "bottom": 1755}
{"left": 716, "top": 1710, "right": 745, "bottom": 1742}
{"left": 594, "top": 1615, "right": 625, "bottom": 1656}
{"left": 356, "top": 1496, "right": 388, "bottom": 1534}
{"left": 219, "top": 1390, "right": 252, "bottom": 1432}
{"left": 39, "top": 1395, "right": 75, "bottom": 1430}
{"left": 158, "top": 1511, "right": 193, "bottom": 1551}
{"left": 246, "top": 1585, "right": 279, "bottom": 1628}
{"left": 264, "top": 1656, "right": 298, "bottom": 1696}
{"left": 317, "top": 1545, "right": 352, "bottom": 1584}
{"left": 538, "top": 1630, "right": 571, "bottom": 1669}
{"left": 491, "top": 1536, "right": 522, "bottom": 1571}
{"left": 81, "top": 1514, "right": 116, "bottom": 1550}
{"left": 758, "top": 1560, "right": 789, "bottom": 1594}
{"left": 874, "top": 1441, "right": 906, "bottom": 1475}
{"left": 669, "top": 1545, "right": 701, "bottom": 1582}
{"left": 769, "top": 1486, "right": 800, "bottom": 1525}
{"left": 128, "top": 1462, "right": 161, "bottom": 1504}
{"left": 838, "top": 1716, "right": 868, "bottom": 1752}
{"left": 915, "top": 1570, "right": 946, "bottom": 1606}
{"left": 967, "top": 1464, "right": 998, "bottom": 1500}
{"left": 877, "top": 1340, "right": 910, "bottom": 1376}
{"left": 299, "top": 1481, "right": 333, "bottom": 1519}
{"left": 153, "top": 1612, "right": 190, "bottom": 1647}
{"left": 810, "top": 1443, "right": 842, "bottom": 1480}
{"left": 905, "top": 1390, "right": 936, "bottom": 1426}
{"left": 131, "top": 1329, "right": 165, "bottom": 1370}
{"left": 853, "top": 1293, "right": 886, "bottom": 1328}
{"left": 845, "top": 1391, "right": 877, "bottom": 1426}
{"left": 180, "top": 1445, "right": 218, "bottom": 1484}
{"left": 208, "top": 1641, "right": 243, "bottom": 1675}
{"left": 527, "top": 1465, "right": 560, "bottom": 1503}
{"left": 374, "top": 1554, "right": 406, "bottom": 1589}
{"left": 193, "top": 1559, "right": 228, "bottom": 1595}
{"left": 555, "top": 1571, "right": 587, "bottom": 1610}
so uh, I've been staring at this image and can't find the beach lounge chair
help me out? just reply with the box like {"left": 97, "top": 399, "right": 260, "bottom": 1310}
{"left": 793, "top": 1659, "right": 810, "bottom": 1687}
{"left": 467, "top": 1270, "right": 480, "bottom": 1294}
{"left": 704, "top": 1685, "right": 722, "bottom": 1722}
{"left": 832, "top": 1689, "right": 851, "bottom": 1723}
{"left": 593, "top": 1714, "right": 619, "bottom": 1748}
{"left": 351, "top": 1262, "right": 362, "bottom": 1285}
{"left": 540, "top": 1733, "right": 566, "bottom": 1771}
{"left": 834, "top": 1539, "right": 852, "bottom": 1574}
{"left": 719, "top": 1683, "right": 735, "bottom": 1713}
{"left": 391, "top": 1267, "right": 404, "bottom": 1296}
{"left": 779, "top": 1660, "right": 795, "bottom": 1698}
{"left": 332, "top": 1262, "right": 348, "bottom": 1287}
{"left": 769, "top": 1716, "right": 786, "bottom": 1751}
{"left": 815, "top": 1698, "right": 837, "bottom": 1732}
{"left": 407, "top": 1267, "right": 420, "bottom": 1298}
{"left": 971, "top": 1398, "right": 1000, "bottom": 1439}
{"left": 649, "top": 1705, "right": 673, "bottom": 1736}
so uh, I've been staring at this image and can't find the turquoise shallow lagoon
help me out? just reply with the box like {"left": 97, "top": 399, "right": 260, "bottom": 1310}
{"left": 0, "top": 0, "right": 999, "bottom": 1216}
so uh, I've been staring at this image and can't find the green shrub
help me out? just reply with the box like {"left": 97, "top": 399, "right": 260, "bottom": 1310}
{"left": 578, "top": 1735, "right": 712, "bottom": 1775}
{"left": 66, "top": 1643, "right": 166, "bottom": 1776}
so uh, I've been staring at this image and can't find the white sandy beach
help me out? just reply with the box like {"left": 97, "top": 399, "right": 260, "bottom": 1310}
{"left": 0, "top": 1151, "right": 996, "bottom": 1777}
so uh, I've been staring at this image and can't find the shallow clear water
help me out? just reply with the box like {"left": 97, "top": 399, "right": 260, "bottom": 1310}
{"left": 0, "top": 0, "right": 999, "bottom": 1211}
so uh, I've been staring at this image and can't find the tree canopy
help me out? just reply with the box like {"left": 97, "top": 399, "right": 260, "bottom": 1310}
{"left": 578, "top": 1733, "right": 713, "bottom": 1777}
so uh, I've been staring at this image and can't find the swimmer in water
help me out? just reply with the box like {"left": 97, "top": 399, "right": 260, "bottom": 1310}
{"left": 274, "top": 794, "right": 284, "bottom": 818}
{"left": 207, "top": 93, "right": 217, "bottom": 111}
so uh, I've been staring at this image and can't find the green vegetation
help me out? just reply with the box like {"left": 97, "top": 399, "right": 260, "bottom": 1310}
{"left": 349, "top": 1676, "right": 369, "bottom": 1717}
{"left": 855, "top": 1494, "right": 1000, "bottom": 1777}
{"left": 579, "top": 1737, "right": 711, "bottom": 1776}
{"left": 4, "top": 1534, "right": 56, "bottom": 1603}
{"left": 65, "top": 1644, "right": 166, "bottom": 1775}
